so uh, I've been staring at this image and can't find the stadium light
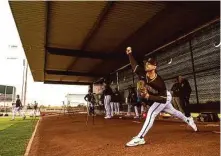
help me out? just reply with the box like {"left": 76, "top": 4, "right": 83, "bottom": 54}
{"left": 5, "top": 57, "right": 28, "bottom": 106}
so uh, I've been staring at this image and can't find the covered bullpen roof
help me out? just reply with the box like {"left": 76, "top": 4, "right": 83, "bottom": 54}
{"left": 9, "top": 1, "right": 220, "bottom": 85}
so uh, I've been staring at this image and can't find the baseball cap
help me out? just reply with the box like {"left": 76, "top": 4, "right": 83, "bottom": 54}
{"left": 145, "top": 58, "right": 157, "bottom": 66}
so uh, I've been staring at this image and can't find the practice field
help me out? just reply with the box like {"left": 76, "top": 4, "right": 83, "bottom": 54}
{"left": 0, "top": 117, "right": 38, "bottom": 156}
{"left": 29, "top": 114, "right": 220, "bottom": 156}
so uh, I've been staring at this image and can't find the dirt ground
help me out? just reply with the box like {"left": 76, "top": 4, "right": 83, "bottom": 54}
{"left": 29, "top": 114, "right": 220, "bottom": 156}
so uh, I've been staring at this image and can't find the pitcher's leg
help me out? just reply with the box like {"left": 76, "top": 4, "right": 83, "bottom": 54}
{"left": 163, "top": 102, "right": 197, "bottom": 131}
{"left": 137, "top": 103, "right": 166, "bottom": 138}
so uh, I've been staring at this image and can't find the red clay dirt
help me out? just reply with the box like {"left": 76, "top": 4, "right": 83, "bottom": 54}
{"left": 29, "top": 114, "right": 220, "bottom": 156}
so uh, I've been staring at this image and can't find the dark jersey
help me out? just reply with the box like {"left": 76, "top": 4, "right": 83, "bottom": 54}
{"left": 128, "top": 53, "right": 167, "bottom": 104}
{"left": 114, "top": 91, "right": 121, "bottom": 102}
{"left": 128, "top": 91, "right": 137, "bottom": 103}
{"left": 111, "top": 91, "right": 121, "bottom": 102}
{"left": 84, "top": 94, "right": 95, "bottom": 103}
{"left": 16, "top": 99, "right": 22, "bottom": 107}
{"left": 103, "top": 86, "right": 113, "bottom": 96}
{"left": 34, "top": 103, "right": 38, "bottom": 110}
{"left": 171, "top": 82, "right": 181, "bottom": 97}
{"left": 180, "top": 79, "right": 192, "bottom": 98}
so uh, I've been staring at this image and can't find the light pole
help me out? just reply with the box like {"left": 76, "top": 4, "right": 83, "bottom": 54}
{"left": 23, "top": 59, "right": 28, "bottom": 106}
{"left": 6, "top": 57, "right": 28, "bottom": 107}
{"left": 7, "top": 45, "right": 27, "bottom": 105}
{"left": 21, "top": 59, "right": 25, "bottom": 105}
{"left": 6, "top": 45, "right": 29, "bottom": 113}
{"left": 4, "top": 85, "right": 7, "bottom": 114}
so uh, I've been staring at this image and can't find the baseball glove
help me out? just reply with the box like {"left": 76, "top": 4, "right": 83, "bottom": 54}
{"left": 137, "top": 80, "right": 148, "bottom": 98}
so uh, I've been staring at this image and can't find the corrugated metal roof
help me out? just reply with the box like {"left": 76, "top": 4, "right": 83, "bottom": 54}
{"left": 71, "top": 58, "right": 103, "bottom": 72}
{"left": 9, "top": 1, "right": 46, "bottom": 81}
{"left": 75, "top": 76, "right": 96, "bottom": 83}
{"left": 85, "top": 2, "right": 165, "bottom": 52}
{"left": 9, "top": 1, "right": 220, "bottom": 85}
{"left": 47, "top": 54, "right": 76, "bottom": 70}
{"left": 45, "top": 74, "right": 95, "bottom": 83}
{"left": 48, "top": 1, "right": 107, "bottom": 49}
{"left": 45, "top": 74, "right": 64, "bottom": 81}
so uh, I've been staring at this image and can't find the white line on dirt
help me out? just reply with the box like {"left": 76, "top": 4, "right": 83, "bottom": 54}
{"left": 24, "top": 118, "right": 41, "bottom": 156}
{"left": 132, "top": 121, "right": 141, "bottom": 124}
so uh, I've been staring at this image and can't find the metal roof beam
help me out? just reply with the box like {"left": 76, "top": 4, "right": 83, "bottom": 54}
{"left": 44, "top": 1, "right": 51, "bottom": 81}
{"left": 44, "top": 80, "right": 91, "bottom": 85}
{"left": 65, "top": 2, "right": 115, "bottom": 77}
{"left": 46, "top": 47, "right": 126, "bottom": 60}
{"left": 46, "top": 70, "right": 103, "bottom": 77}
{"left": 81, "top": 2, "right": 115, "bottom": 50}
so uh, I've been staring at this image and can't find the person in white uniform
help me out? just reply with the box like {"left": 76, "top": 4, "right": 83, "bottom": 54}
{"left": 11, "top": 95, "right": 26, "bottom": 120}
{"left": 103, "top": 82, "right": 113, "bottom": 119}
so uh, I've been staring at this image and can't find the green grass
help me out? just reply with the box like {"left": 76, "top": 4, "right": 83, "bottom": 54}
{"left": 0, "top": 119, "right": 14, "bottom": 131}
{"left": 0, "top": 117, "right": 39, "bottom": 156}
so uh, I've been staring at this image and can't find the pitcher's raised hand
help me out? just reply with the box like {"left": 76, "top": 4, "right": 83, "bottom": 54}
{"left": 126, "top": 47, "right": 132, "bottom": 55}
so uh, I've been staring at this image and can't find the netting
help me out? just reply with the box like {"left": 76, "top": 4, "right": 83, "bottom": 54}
{"left": 109, "top": 21, "right": 220, "bottom": 105}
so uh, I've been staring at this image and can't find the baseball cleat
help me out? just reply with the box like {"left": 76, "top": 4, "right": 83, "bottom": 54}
{"left": 104, "top": 116, "right": 111, "bottom": 119}
{"left": 187, "top": 117, "right": 198, "bottom": 132}
{"left": 126, "top": 137, "right": 146, "bottom": 147}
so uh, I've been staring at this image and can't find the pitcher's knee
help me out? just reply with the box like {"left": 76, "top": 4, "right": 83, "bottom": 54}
{"left": 152, "top": 113, "right": 158, "bottom": 119}
{"left": 173, "top": 111, "right": 182, "bottom": 117}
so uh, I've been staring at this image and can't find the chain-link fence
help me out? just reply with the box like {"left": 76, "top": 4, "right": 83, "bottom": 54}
{"left": 109, "top": 21, "right": 220, "bottom": 108}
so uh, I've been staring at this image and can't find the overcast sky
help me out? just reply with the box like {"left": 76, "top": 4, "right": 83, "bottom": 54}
{"left": 0, "top": 0, "right": 88, "bottom": 106}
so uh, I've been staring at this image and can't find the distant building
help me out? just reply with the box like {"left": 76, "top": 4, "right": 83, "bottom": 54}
{"left": 0, "top": 85, "right": 16, "bottom": 107}
{"left": 65, "top": 94, "right": 86, "bottom": 106}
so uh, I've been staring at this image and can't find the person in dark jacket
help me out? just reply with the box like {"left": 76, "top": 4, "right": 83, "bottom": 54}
{"left": 84, "top": 89, "right": 96, "bottom": 116}
{"left": 126, "top": 87, "right": 137, "bottom": 116}
{"left": 110, "top": 90, "right": 115, "bottom": 117}
{"left": 178, "top": 76, "right": 192, "bottom": 117}
{"left": 133, "top": 92, "right": 142, "bottom": 118}
{"left": 99, "top": 93, "right": 105, "bottom": 114}
{"left": 112, "top": 88, "right": 121, "bottom": 115}
{"left": 33, "top": 101, "right": 38, "bottom": 117}
{"left": 171, "top": 78, "right": 184, "bottom": 113}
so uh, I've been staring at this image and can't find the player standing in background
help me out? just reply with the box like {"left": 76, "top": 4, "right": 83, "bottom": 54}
{"left": 126, "top": 87, "right": 137, "bottom": 116}
{"left": 110, "top": 93, "right": 115, "bottom": 117}
{"left": 33, "top": 101, "right": 38, "bottom": 118}
{"left": 84, "top": 89, "right": 96, "bottom": 116}
{"left": 171, "top": 78, "right": 184, "bottom": 113}
{"left": 178, "top": 76, "right": 192, "bottom": 117}
{"left": 103, "top": 82, "right": 113, "bottom": 119}
{"left": 113, "top": 88, "right": 121, "bottom": 115}
{"left": 11, "top": 95, "right": 26, "bottom": 120}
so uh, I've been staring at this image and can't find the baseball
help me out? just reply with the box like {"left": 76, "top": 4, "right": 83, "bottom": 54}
{"left": 126, "top": 47, "right": 132, "bottom": 54}
{"left": 127, "top": 47, "right": 131, "bottom": 51}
